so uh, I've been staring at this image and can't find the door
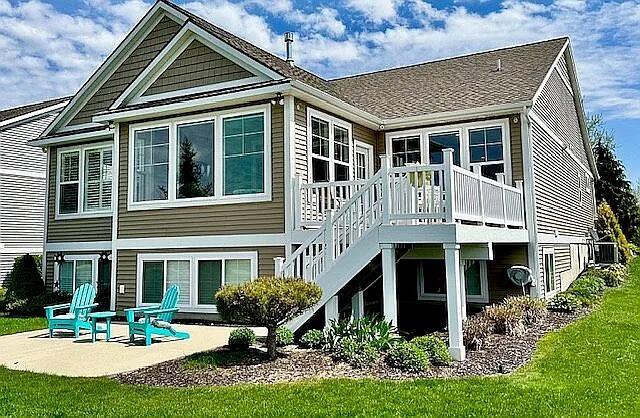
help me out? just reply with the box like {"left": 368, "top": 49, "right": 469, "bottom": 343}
{"left": 355, "top": 142, "right": 374, "bottom": 180}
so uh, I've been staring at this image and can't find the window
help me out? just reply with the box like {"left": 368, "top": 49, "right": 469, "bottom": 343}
{"left": 138, "top": 252, "right": 257, "bottom": 312}
{"left": 56, "top": 257, "right": 98, "bottom": 294}
{"left": 469, "top": 126, "right": 505, "bottom": 180}
{"left": 177, "top": 121, "right": 214, "bottom": 199}
{"left": 429, "top": 132, "right": 460, "bottom": 165}
{"left": 543, "top": 249, "right": 556, "bottom": 294}
{"left": 223, "top": 113, "right": 265, "bottom": 195}
{"left": 133, "top": 127, "right": 169, "bottom": 202}
{"left": 416, "top": 259, "right": 488, "bottom": 303}
{"left": 391, "top": 135, "right": 421, "bottom": 167}
{"left": 309, "top": 109, "right": 352, "bottom": 182}
{"left": 129, "top": 106, "right": 270, "bottom": 209}
{"left": 57, "top": 143, "right": 113, "bottom": 217}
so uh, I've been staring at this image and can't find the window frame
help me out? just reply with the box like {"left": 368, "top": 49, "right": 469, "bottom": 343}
{"left": 543, "top": 247, "right": 557, "bottom": 296}
{"left": 417, "top": 259, "right": 489, "bottom": 304}
{"left": 136, "top": 251, "right": 258, "bottom": 313}
{"left": 307, "top": 108, "right": 353, "bottom": 183}
{"left": 127, "top": 104, "right": 272, "bottom": 211}
{"left": 56, "top": 142, "right": 114, "bottom": 220}
{"left": 384, "top": 119, "right": 512, "bottom": 183}
{"left": 54, "top": 255, "right": 99, "bottom": 293}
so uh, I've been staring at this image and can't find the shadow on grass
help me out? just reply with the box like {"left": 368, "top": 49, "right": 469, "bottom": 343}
{"left": 184, "top": 347, "right": 272, "bottom": 369}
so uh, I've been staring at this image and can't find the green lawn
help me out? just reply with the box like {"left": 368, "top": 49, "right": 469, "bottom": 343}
{"left": 1, "top": 260, "right": 640, "bottom": 417}
{"left": 0, "top": 316, "right": 47, "bottom": 336}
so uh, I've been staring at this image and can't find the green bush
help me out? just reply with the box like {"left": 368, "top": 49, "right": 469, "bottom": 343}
{"left": 300, "top": 329, "right": 324, "bottom": 349}
{"left": 411, "top": 335, "right": 452, "bottom": 366}
{"left": 216, "top": 276, "right": 321, "bottom": 359}
{"left": 502, "top": 296, "right": 547, "bottom": 325}
{"left": 484, "top": 304, "right": 525, "bottom": 336}
{"left": 596, "top": 202, "right": 632, "bottom": 264}
{"left": 385, "top": 341, "right": 430, "bottom": 372}
{"left": 600, "top": 264, "right": 628, "bottom": 287}
{"left": 567, "top": 274, "right": 606, "bottom": 307}
{"left": 4, "top": 254, "right": 44, "bottom": 302}
{"left": 463, "top": 314, "right": 493, "bottom": 350}
{"left": 275, "top": 326, "right": 294, "bottom": 346}
{"left": 324, "top": 316, "right": 400, "bottom": 352}
{"left": 548, "top": 292, "right": 581, "bottom": 313}
{"left": 333, "top": 337, "right": 380, "bottom": 369}
{"left": 0, "top": 287, "right": 6, "bottom": 311}
{"left": 228, "top": 327, "right": 256, "bottom": 350}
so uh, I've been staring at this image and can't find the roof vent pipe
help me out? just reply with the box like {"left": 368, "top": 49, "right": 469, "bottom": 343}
{"left": 284, "top": 32, "right": 294, "bottom": 66}
{"left": 496, "top": 58, "right": 502, "bottom": 72}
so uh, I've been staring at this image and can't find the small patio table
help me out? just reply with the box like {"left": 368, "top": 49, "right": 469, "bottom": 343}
{"left": 88, "top": 311, "right": 117, "bottom": 342}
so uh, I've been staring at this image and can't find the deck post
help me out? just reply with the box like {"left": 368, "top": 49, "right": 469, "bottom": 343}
{"left": 274, "top": 257, "right": 285, "bottom": 277}
{"left": 324, "top": 209, "right": 335, "bottom": 262}
{"left": 444, "top": 243, "right": 466, "bottom": 361}
{"left": 351, "top": 290, "right": 364, "bottom": 319}
{"left": 515, "top": 180, "right": 525, "bottom": 228}
{"left": 381, "top": 243, "right": 398, "bottom": 326}
{"left": 325, "top": 295, "right": 339, "bottom": 326}
{"left": 380, "top": 156, "right": 391, "bottom": 225}
{"left": 443, "top": 149, "right": 455, "bottom": 223}
{"left": 497, "top": 173, "right": 507, "bottom": 227}
{"left": 293, "top": 175, "right": 302, "bottom": 229}
{"left": 459, "top": 258, "right": 467, "bottom": 321}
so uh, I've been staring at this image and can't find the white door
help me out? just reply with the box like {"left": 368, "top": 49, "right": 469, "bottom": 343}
{"left": 355, "top": 142, "right": 374, "bottom": 180}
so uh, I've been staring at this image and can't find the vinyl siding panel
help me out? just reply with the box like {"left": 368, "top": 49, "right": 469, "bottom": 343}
{"left": 117, "top": 103, "right": 285, "bottom": 238}
{"left": 487, "top": 244, "right": 529, "bottom": 303}
{"left": 69, "top": 16, "right": 182, "bottom": 126}
{"left": 0, "top": 173, "right": 45, "bottom": 248}
{"left": 143, "top": 40, "right": 254, "bottom": 96}
{"left": 115, "top": 246, "right": 285, "bottom": 311}
{"left": 0, "top": 113, "right": 53, "bottom": 172}
{"left": 46, "top": 145, "right": 113, "bottom": 243}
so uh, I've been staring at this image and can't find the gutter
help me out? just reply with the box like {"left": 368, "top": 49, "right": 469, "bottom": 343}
{"left": 0, "top": 101, "right": 69, "bottom": 132}
{"left": 29, "top": 127, "right": 113, "bottom": 147}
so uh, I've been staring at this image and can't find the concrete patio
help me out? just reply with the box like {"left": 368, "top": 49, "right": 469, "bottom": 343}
{"left": 0, "top": 323, "right": 266, "bottom": 377}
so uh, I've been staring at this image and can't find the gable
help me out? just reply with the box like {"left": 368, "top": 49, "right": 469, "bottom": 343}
{"left": 68, "top": 15, "right": 182, "bottom": 127}
{"left": 142, "top": 39, "right": 255, "bottom": 97}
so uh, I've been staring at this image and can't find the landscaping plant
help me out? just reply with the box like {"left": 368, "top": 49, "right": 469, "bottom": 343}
{"left": 463, "top": 314, "right": 493, "bottom": 350}
{"left": 228, "top": 327, "right": 256, "bottom": 350}
{"left": 483, "top": 304, "right": 526, "bottom": 336}
{"left": 275, "top": 326, "right": 294, "bottom": 346}
{"left": 333, "top": 337, "right": 380, "bottom": 369}
{"left": 595, "top": 202, "right": 633, "bottom": 263}
{"left": 385, "top": 340, "right": 430, "bottom": 372}
{"left": 0, "top": 287, "right": 6, "bottom": 312}
{"left": 601, "top": 264, "right": 628, "bottom": 287}
{"left": 299, "top": 329, "right": 324, "bottom": 349}
{"left": 324, "top": 316, "right": 399, "bottom": 352}
{"left": 411, "top": 335, "right": 452, "bottom": 366}
{"left": 548, "top": 292, "right": 581, "bottom": 313}
{"left": 215, "top": 276, "right": 321, "bottom": 359}
{"left": 503, "top": 296, "right": 547, "bottom": 325}
{"left": 567, "top": 274, "right": 606, "bottom": 307}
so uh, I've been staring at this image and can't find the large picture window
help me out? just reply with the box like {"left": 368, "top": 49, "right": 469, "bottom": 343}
{"left": 57, "top": 143, "right": 113, "bottom": 217}
{"left": 308, "top": 109, "right": 352, "bottom": 182}
{"left": 177, "top": 121, "right": 214, "bottom": 199}
{"left": 137, "top": 252, "right": 257, "bottom": 312}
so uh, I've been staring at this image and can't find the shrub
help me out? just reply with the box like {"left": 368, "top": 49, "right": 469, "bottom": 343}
{"left": 215, "top": 276, "right": 322, "bottom": 359}
{"left": 600, "top": 264, "right": 628, "bottom": 287}
{"left": 333, "top": 337, "right": 380, "bottom": 369}
{"left": 596, "top": 202, "right": 632, "bottom": 264}
{"left": 548, "top": 292, "right": 581, "bottom": 313}
{"left": 324, "top": 316, "right": 400, "bottom": 352}
{"left": 484, "top": 304, "right": 525, "bottom": 336}
{"left": 275, "top": 326, "right": 294, "bottom": 346}
{"left": 4, "top": 254, "right": 44, "bottom": 302}
{"left": 385, "top": 341, "right": 430, "bottom": 372}
{"left": 568, "top": 274, "right": 606, "bottom": 307}
{"left": 300, "top": 329, "right": 324, "bottom": 349}
{"left": 503, "top": 296, "right": 547, "bottom": 326}
{"left": 228, "top": 327, "right": 256, "bottom": 350}
{"left": 5, "top": 290, "right": 68, "bottom": 316}
{"left": 0, "top": 287, "right": 6, "bottom": 312}
{"left": 411, "top": 335, "right": 452, "bottom": 366}
{"left": 463, "top": 314, "right": 493, "bottom": 350}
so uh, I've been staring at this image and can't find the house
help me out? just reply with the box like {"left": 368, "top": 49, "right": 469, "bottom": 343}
{"left": 0, "top": 97, "right": 69, "bottom": 285}
{"left": 31, "top": 0, "right": 597, "bottom": 360}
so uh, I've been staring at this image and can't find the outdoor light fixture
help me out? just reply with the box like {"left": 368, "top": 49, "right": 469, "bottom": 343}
{"left": 99, "top": 250, "right": 111, "bottom": 263}
{"left": 270, "top": 93, "right": 284, "bottom": 106}
{"left": 53, "top": 252, "right": 65, "bottom": 263}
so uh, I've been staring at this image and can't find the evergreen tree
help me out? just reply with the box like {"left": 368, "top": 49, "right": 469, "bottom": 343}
{"left": 5, "top": 254, "right": 44, "bottom": 301}
{"left": 178, "top": 139, "right": 212, "bottom": 198}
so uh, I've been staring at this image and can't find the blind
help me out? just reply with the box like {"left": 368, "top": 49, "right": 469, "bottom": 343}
{"left": 167, "top": 260, "right": 191, "bottom": 305}
{"left": 198, "top": 260, "right": 222, "bottom": 305}
{"left": 58, "top": 261, "right": 74, "bottom": 294}
{"left": 84, "top": 148, "right": 112, "bottom": 212}
{"left": 224, "top": 259, "right": 252, "bottom": 286}
{"left": 75, "top": 260, "right": 93, "bottom": 289}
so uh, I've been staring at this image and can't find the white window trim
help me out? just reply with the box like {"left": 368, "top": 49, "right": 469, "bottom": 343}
{"left": 307, "top": 107, "right": 353, "bottom": 183}
{"left": 354, "top": 140, "right": 374, "bottom": 180}
{"left": 135, "top": 251, "right": 258, "bottom": 313}
{"left": 127, "top": 104, "right": 272, "bottom": 211}
{"left": 385, "top": 118, "right": 512, "bottom": 184}
{"left": 56, "top": 142, "right": 114, "bottom": 220}
{"left": 543, "top": 247, "right": 558, "bottom": 297}
{"left": 417, "top": 259, "right": 489, "bottom": 304}
{"left": 53, "top": 254, "right": 99, "bottom": 292}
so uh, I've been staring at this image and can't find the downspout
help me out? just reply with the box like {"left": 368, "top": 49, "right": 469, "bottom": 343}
{"left": 520, "top": 106, "right": 542, "bottom": 298}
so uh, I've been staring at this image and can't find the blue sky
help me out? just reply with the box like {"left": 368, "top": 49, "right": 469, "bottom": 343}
{"left": 1, "top": 0, "right": 638, "bottom": 183}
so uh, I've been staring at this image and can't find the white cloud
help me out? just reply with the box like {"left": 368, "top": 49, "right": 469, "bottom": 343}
{"left": 345, "top": 0, "right": 402, "bottom": 24}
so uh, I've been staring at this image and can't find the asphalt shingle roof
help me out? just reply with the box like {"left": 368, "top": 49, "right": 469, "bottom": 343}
{"left": 0, "top": 96, "right": 69, "bottom": 124}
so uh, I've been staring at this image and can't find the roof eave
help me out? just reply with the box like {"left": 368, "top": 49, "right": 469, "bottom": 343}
{"left": 0, "top": 100, "right": 69, "bottom": 132}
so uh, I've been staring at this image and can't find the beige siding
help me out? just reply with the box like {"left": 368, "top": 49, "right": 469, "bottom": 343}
{"left": 69, "top": 16, "right": 182, "bottom": 126}
{"left": 293, "top": 99, "right": 378, "bottom": 182}
{"left": 115, "top": 246, "right": 285, "bottom": 311}
{"left": 117, "top": 103, "right": 285, "bottom": 238}
{"left": 487, "top": 244, "right": 529, "bottom": 303}
{"left": 46, "top": 146, "right": 113, "bottom": 243}
{"left": 143, "top": 40, "right": 254, "bottom": 96}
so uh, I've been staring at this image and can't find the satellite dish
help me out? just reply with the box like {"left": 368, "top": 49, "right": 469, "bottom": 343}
{"left": 507, "top": 265, "right": 532, "bottom": 295}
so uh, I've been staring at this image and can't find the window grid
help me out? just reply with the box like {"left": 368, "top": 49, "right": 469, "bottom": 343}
{"left": 84, "top": 148, "right": 113, "bottom": 212}
{"left": 391, "top": 136, "right": 421, "bottom": 167}
{"left": 309, "top": 111, "right": 352, "bottom": 183}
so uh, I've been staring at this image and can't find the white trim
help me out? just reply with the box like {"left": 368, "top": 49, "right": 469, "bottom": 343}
{"left": 127, "top": 104, "right": 271, "bottom": 211}
{"left": 53, "top": 254, "right": 100, "bottom": 293}
{"left": 0, "top": 101, "right": 68, "bottom": 131}
{"left": 354, "top": 140, "right": 374, "bottom": 180}
{"left": 307, "top": 107, "right": 353, "bottom": 183}
{"left": 283, "top": 95, "right": 295, "bottom": 257}
{"left": 55, "top": 142, "right": 114, "bottom": 220}
{"left": 30, "top": 128, "right": 113, "bottom": 148}
{"left": 116, "top": 233, "right": 287, "bottom": 250}
{"left": 537, "top": 233, "right": 588, "bottom": 244}
{"left": 45, "top": 241, "right": 112, "bottom": 252}
{"left": 43, "top": 3, "right": 187, "bottom": 136}
{"left": 0, "top": 247, "right": 43, "bottom": 255}
{"left": 417, "top": 259, "right": 489, "bottom": 304}
{"left": 110, "top": 122, "right": 120, "bottom": 311}
{"left": 0, "top": 168, "right": 46, "bottom": 179}
{"left": 135, "top": 251, "right": 258, "bottom": 313}
{"left": 531, "top": 40, "right": 570, "bottom": 105}
{"left": 42, "top": 149, "right": 51, "bottom": 284}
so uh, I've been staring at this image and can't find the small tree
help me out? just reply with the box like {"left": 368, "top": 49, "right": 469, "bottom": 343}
{"left": 5, "top": 254, "right": 44, "bottom": 301}
{"left": 596, "top": 202, "right": 632, "bottom": 263}
{"left": 216, "top": 276, "right": 322, "bottom": 359}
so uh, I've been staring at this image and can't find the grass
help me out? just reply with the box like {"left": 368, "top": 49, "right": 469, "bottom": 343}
{"left": 0, "top": 316, "right": 47, "bottom": 336}
{"left": 1, "top": 259, "right": 639, "bottom": 416}
{"left": 184, "top": 348, "right": 268, "bottom": 369}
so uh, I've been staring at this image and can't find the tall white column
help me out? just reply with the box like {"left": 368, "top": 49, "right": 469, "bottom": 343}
{"left": 444, "top": 243, "right": 466, "bottom": 361}
{"left": 324, "top": 295, "right": 339, "bottom": 327}
{"left": 459, "top": 258, "right": 467, "bottom": 321}
{"left": 381, "top": 243, "right": 398, "bottom": 325}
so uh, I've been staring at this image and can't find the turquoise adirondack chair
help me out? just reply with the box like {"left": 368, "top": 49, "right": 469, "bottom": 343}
{"left": 45, "top": 283, "right": 98, "bottom": 338}
{"left": 124, "top": 285, "right": 190, "bottom": 346}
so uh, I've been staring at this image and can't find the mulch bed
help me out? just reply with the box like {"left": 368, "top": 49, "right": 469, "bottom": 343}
{"left": 115, "top": 310, "right": 586, "bottom": 387}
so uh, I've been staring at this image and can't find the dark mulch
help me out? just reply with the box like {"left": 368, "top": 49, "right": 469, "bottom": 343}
{"left": 115, "top": 310, "right": 585, "bottom": 387}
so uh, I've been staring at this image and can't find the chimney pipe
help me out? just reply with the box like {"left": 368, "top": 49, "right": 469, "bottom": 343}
{"left": 284, "top": 32, "right": 294, "bottom": 66}
{"left": 496, "top": 59, "right": 502, "bottom": 72}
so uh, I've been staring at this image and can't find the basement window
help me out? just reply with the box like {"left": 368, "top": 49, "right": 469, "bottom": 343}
{"left": 416, "top": 259, "right": 489, "bottom": 303}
